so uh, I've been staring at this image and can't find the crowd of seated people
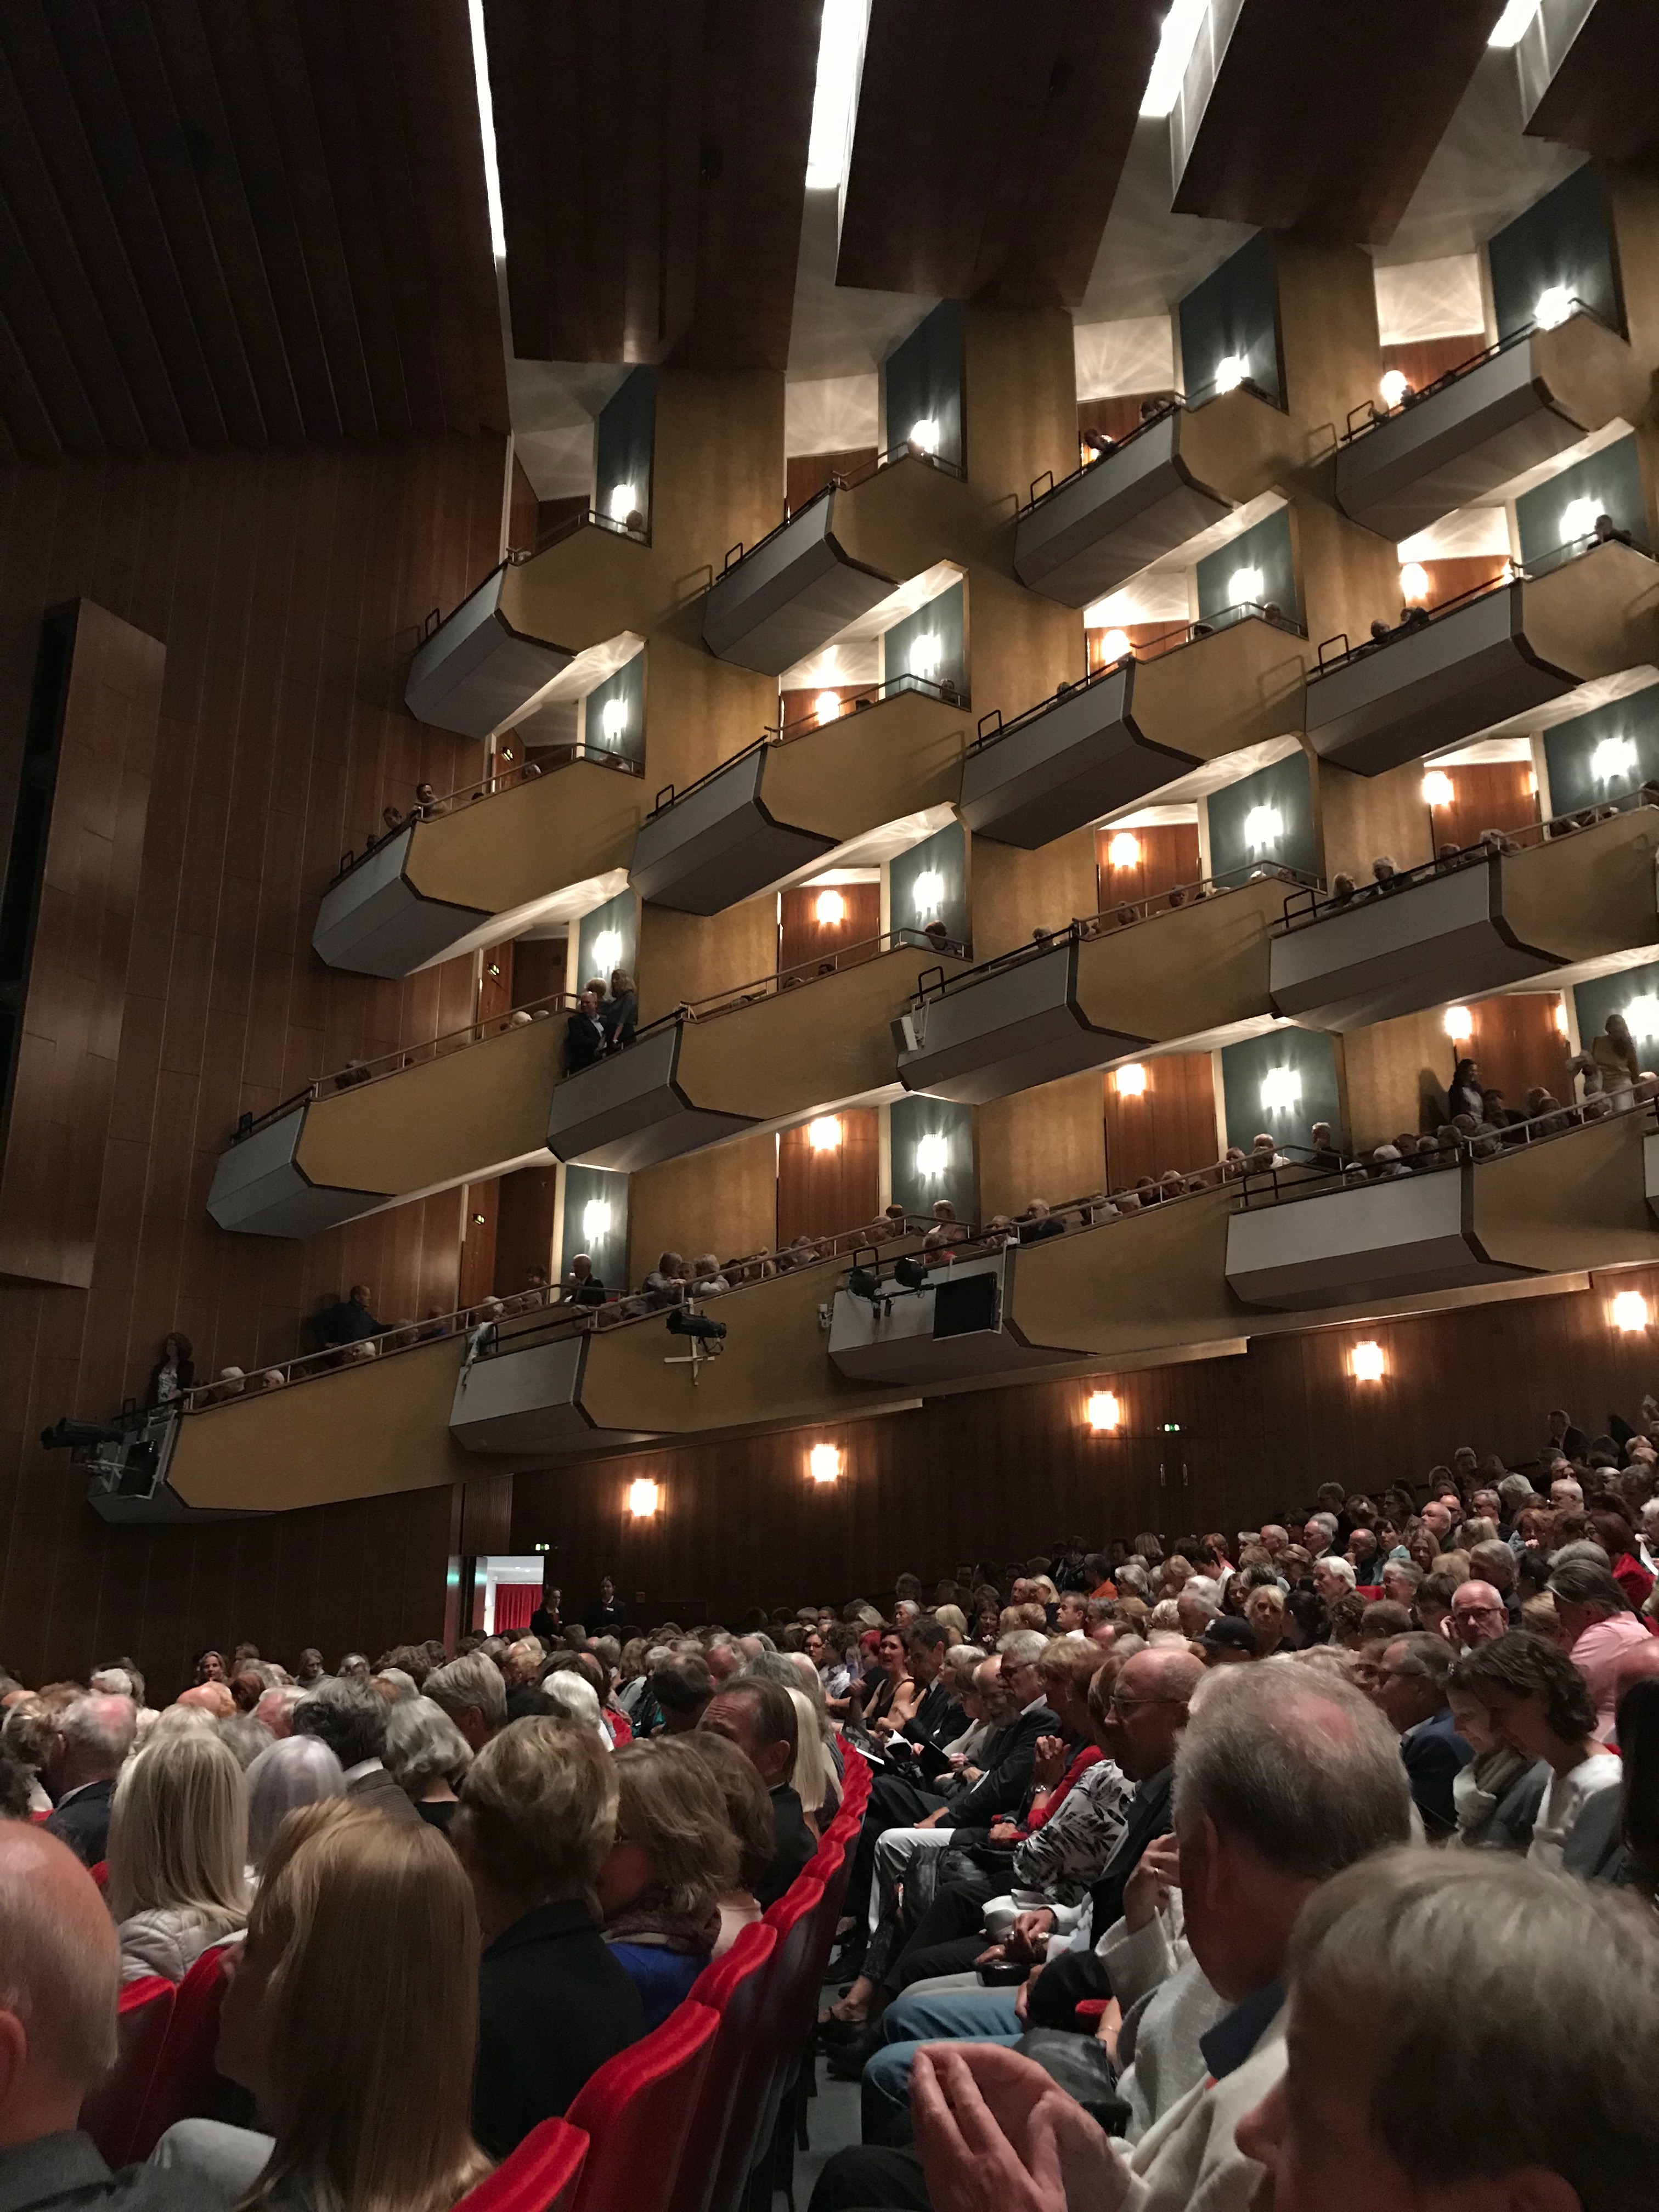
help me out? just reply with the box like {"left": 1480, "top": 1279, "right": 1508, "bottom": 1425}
{"left": 6, "top": 1398, "right": 1659, "bottom": 2209}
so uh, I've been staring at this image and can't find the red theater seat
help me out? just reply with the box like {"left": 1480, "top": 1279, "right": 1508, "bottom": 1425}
{"left": 80, "top": 1977, "right": 176, "bottom": 2168}
{"left": 452, "top": 2117, "right": 588, "bottom": 2212}
{"left": 130, "top": 1942, "right": 238, "bottom": 2158}
{"left": 672, "top": 1922, "right": 778, "bottom": 2212}
{"left": 566, "top": 1997, "right": 719, "bottom": 2212}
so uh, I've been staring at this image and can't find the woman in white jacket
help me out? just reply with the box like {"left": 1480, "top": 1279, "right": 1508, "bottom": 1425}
{"left": 106, "top": 1725, "right": 249, "bottom": 1980}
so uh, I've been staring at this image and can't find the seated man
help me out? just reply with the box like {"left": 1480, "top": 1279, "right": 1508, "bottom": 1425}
{"left": 699, "top": 1677, "right": 814, "bottom": 1906}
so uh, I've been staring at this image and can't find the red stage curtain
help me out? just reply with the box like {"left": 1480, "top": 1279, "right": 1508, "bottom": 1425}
{"left": 493, "top": 1583, "right": 538, "bottom": 1634}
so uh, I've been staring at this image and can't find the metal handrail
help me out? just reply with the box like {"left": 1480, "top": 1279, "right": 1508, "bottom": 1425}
{"left": 330, "top": 742, "right": 643, "bottom": 887}
{"left": 968, "top": 654, "right": 1122, "bottom": 756}
{"left": 716, "top": 440, "right": 967, "bottom": 575}
{"left": 1017, "top": 397, "right": 1183, "bottom": 516}
{"left": 228, "top": 992, "right": 577, "bottom": 1144}
{"left": 1340, "top": 298, "right": 1614, "bottom": 445}
{"left": 648, "top": 673, "right": 968, "bottom": 819}
{"left": 505, "top": 504, "right": 651, "bottom": 563}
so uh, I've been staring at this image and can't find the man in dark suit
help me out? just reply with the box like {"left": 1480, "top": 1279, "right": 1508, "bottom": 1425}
{"left": 0, "top": 1822, "right": 222, "bottom": 2212}
{"left": 43, "top": 1694, "right": 136, "bottom": 1867}
{"left": 700, "top": 1677, "right": 816, "bottom": 1907}
{"left": 877, "top": 1621, "right": 961, "bottom": 1773}
{"left": 293, "top": 1677, "right": 422, "bottom": 1826}
{"left": 563, "top": 987, "right": 606, "bottom": 1074}
{"left": 312, "top": 1283, "right": 381, "bottom": 1349}
{"left": 1374, "top": 1632, "right": 1471, "bottom": 1841}
{"left": 454, "top": 1717, "right": 645, "bottom": 2155}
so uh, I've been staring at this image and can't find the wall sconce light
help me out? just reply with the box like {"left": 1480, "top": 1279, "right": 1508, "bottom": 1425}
{"left": 590, "top": 928, "right": 623, "bottom": 975}
{"left": 487, "top": 961, "right": 501, "bottom": 978}
{"left": 471, "top": 1211, "right": 486, "bottom": 1226}
{"left": 608, "top": 481, "right": 637, "bottom": 522}
{"left": 808, "top": 1116, "right": 842, "bottom": 1152}
{"left": 1554, "top": 998, "right": 1569, "bottom": 1036}
{"left": 1612, "top": 1290, "right": 1650, "bottom": 1332}
{"left": 915, "top": 1133, "right": 949, "bottom": 1176}
{"left": 582, "top": 1199, "right": 613, "bottom": 1242}
{"left": 1592, "top": 735, "right": 1637, "bottom": 784}
{"left": 815, "top": 691, "right": 841, "bottom": 727}
{"left": 909, "top": 633, "right": 943, "bottom": 681}
{"left": 913, "top": 868, "right": 944, "bottom": 920}
{"left": 1561, "top": 494, "right": 1600, "bottom": 543}
{"left": 1533, "top": 284, "right": 1572, "bottom": 330}
{"left": 1626, "top": 994, "right": 1659, "bottom": 1041}
{"left": 1228, "top": 565, "right": 1263, "bottom": 607}
{"left": 1214, "top": 353, "right": 1248, "bottom": 394}
{"left": 1243, "top": 804, "right": 1282, "bottom": 854}
{"left": 815, "top": 887, "right": 845, "bottom": 925}
{"left": 1421, "top": 770, "right": 1454, "bottom": 808}
{"left": 1114, "top": 1063, "right": 1147, "bottom": 1097}
{"left": 1378, "top": 368, "right": 1408, "bottom": 409}
{"left": 1098, "top": 628, "right": 1131, "bottom": 663}
{"left": 1443, "top": 1005, "right": 1474, "bottom": 1042}
{"left": 1260, "top": 1066, "right": 1301, "bottom": 1114}
{"left": 808, "top": 1442, "right": 842, "bottom": 1482}
{"left": 601, "top": 697, "right": 629, "bottom": 742}
{"left": 909, "top": 417, "right": 940, "bottom": 455}
{"left": 1400, "top": 562, "right": 1430, "bottom": 604}
{"left": 628, "top": 1478, "right": 660, "bottom": 1517}
{"left": 1087, "top": 1391, "right": 1120, "bottom": 1431}
{"left": 1107, "top": 832, "right": 1141, "bottom": 868}
{"left": 1350, "top": 1340, "right": 1385, "bottom": 1381}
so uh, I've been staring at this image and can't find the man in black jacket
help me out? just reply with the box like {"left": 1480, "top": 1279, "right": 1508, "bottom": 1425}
{"left": 873, "top": 1620, "right": 960, "bottom": 1772}
{"left": 43, "top": 1695, "right": 136, "bottom": 1867}
{"left": 701, "top": 1677, "right": 816, "bottom": 1906}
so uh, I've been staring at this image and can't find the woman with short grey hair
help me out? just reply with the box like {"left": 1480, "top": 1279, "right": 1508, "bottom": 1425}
{"left": 384, "top": 1695, "right": 474, "bottom": 1831}
{"left": 245, "top": 1735, "right": 346, "bottom": 1872}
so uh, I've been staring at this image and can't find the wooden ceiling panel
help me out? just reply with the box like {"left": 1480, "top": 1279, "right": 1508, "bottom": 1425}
{"left": 1521, "top": 0, "right": 1659, "bottom": 163}
{"left": 0, "top": 0, "right": 504, "bottom": 457}
{"left": 834, "top": 0, "right": 1165, "bottom": 307}
{"left": 1170, "top": 0, "right": 1509, "bottom": 244}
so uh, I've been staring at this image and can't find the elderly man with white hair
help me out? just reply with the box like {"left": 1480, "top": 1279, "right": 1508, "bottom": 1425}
{"left": 43, "top": 1695, "right": 136, "bottom": 1868}
{"left": 0, "top": 1823, "right": 221, "bottom": 2211}
{"left": 1312, "top": 1555, "right": 1357, "bottom": 1606}
{"left": 1301, "top": 1513, "right": 1338, "bottom": 1560}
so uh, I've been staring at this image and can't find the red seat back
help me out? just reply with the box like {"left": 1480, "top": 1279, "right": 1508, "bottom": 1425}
{"left": 726, "top": 1877, "right": 823, "bottom": 2202}
{"left": 670, "top": 1923, "right": 778, "bottom": 2212}
{"left": 130, "top": 1942, "right": 238, "bottom": 2158}
{"left": 89, "top": 1860, "right": 109, "bottom": 1891}
{"left": 567, "top": 1999, "right": 719, "bottom": 2212}
{"left": 452, "top": 2118, "right": 588, "bottom": 2212}
{"left": 81, "top": 1978, "right": 176, "bottom": 2168}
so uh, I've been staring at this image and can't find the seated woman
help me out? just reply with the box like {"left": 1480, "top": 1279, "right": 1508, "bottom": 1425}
{"left": 850, "top": 1629, "right": 916, "bottom": 1737}
{"left": 1449, "top": 1631, "right": 1622, "bottom": 1874}
{"left": 245, "top": 1737, "right": 345, "bottom": 1876}
{"left": 597, "top": 1737, "right": 738, "bottom": 2028}
{"left": 385, "top": 1695, "right": 474, "bottom": 1830}
{"left": 682, "top": 1728, "right": 776, "bottom": 1955}
{"left": 151, "top": 1801, "right": 490, "bottom": 2212}
{"left": 107, "top": 1729, "right": 249, "bottom": 1982}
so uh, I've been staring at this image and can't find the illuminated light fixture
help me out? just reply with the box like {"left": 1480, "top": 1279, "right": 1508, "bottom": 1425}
{"left": 909, "top": 631, "right": 942, "bottom": 681}
{"left": 1527, "top": 770, "right": 1538, "bottom": 795}
{"left": 913, "top": 868, "right": 944, "bottom": 919}
{"left": 915, "top": 1133, "right": 949, "bottom": 1177}
{"left": 1421, "top": 770, "right": 1454, "bottom": 808}
{"left": 1533, "top": 284, "right": 1573, "bottom": 330}
{"left": 1488, "top": 0, "right": 1543, "bottom": 44}
{"left": 808, "top": 1442, "right": 842, "bottom": 1483}
{"left": 1400, "top": 562, "right": 1431, "bottom": 604}
{"left": 581, "top": 1199, "right": 612, "bottom": 1243}
{"left": 1087, "top": 1391, "right": 1121, "bottom": 1432}
{"left": 1243, "top": 804, "right": 1282, "bottom": 854}
{"left": 1625, "top": 993, "right": 1659, "bottom": 1040}
{"left": 1443, "top": 1005, "right": 1474, "bottom": 1042}
{"left": 628, "top": 1478, "right": 660, "bottom": 1517}
{"left": 590, "top": 928, "right": 623, "bottom": 975}
{"left": 1098, "top": 628, "right": 1132, "bottom": 663}
{"left": 1554, "top": 999, "right": 1570, "bottom": 1036}
{"left": 815, "top": 690, "right": 842, "bottom": 727}
{"left": 1228, "top": 565, "right": 1263, "bottom": 607}
{"left": 465, "top": 0, "right": 506, "bottom": 258}
{"left": 909, "top": 416, "right": 940, "bottom": 455}
{"left": 1214, "top": 354, "right": 1248, "bottom": 396}
{"left": 808, "top": 1116, "right": 842, "bottom": 1152}
{"left": 1561, "top": 494, "right": 1600, "bottom": 542}
{"left": 601, "top": 697, "right": 628, "bottom": 742}
{"left": 1114, "top": 1063, "right": 1147, "bottom": 1097}
{"left": 1612, "top": 1290, "right": 1650, "bottom": 1332}
{"left": 815, "top": 887, "right": 845, "bottom": 925}
{"left": 1260, "top": 1066, "right": 1301, "bottom": 1114}
{"left": 1139, "top": 0, "right": 1207, "bottom": 116}
{"left": 607, "top": 480, "right": 637, "bottom": 524}
{"left": 1350, "top": 1340, "right": 1385, "bottom": 1382}
{"left": 1378, "top": 369, "right": 1409, "bottom": 409}
{"left": 1592, "top": 735, "right": 1638, "bottom": 783}
{"left": 805, "top": 0, "right": 867, "bottom": 188}
{"left": 1108, "top": 832, "right": 1141, "bottom": 868}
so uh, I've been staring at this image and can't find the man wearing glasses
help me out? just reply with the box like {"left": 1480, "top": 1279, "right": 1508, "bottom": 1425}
{"left": 1447, "top": 1582, "right": 1509, "bottom": 1651}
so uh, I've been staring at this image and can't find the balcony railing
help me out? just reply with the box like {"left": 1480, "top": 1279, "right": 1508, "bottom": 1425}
{"left": 622, "top": 928, "right": 969, "bottom": 1045}
{"left": 715, "top": 439, "right": 967, "bottom": 578}
{"left": 228, "top": 991, "right": 577, "bottom": 1146}
{"left": 648, "top": 672, "right": 968, "bottom": 818}
{"left": 1017, "top": 397, "right": 1183, "bottom": 518}
{"left": 503, "top": 503, "right": 652, "bottom": 563}
{"left": 1339, "top": 299, "right": 1612, "bottom": 445}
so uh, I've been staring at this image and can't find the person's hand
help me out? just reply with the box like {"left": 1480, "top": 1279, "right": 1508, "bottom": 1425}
{"left": 1012, "top": 1960, "right": 1043, "bottom": 2024}
{"left": 960, "top": 1764, "right": 983, "bottom": 1784}
{"left": 916, "top": 1808, "right": 947, "bottom": 1830}
{"left": 946, "top": 1751, "right": 968, "bottom": 1770}
{"left": 988, "top": 1819, "right": 1022, "bottom": 1844}
{"left": 872, "top": 1716, "right": 896, "bottom": 1738}
{"left": 912, "top": 2044, "right": 1129, "bottom": 2212}
{"left": 1032, "top": 1734, "right": 1067, "bottom": 1790}
{"left": 1121, "top": 1834, "right": 1182, "bottom": 1933}
{"left": 973, "top": 1940, "right": 1007, "bottom": 1967}
{"left": 1006, "top": 1908, "right": 1056, "bottom": 1962}
{"left": 1092, "top": 1997, "right": 1122, "bottom": 2059}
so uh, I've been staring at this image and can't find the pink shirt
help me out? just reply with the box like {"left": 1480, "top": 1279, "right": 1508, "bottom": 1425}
{"left": 1571, "top": 1612, "right": 1655, "bottom": 1739}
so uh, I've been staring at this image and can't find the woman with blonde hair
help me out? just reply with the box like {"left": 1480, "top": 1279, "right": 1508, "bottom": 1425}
{"left": 108, "top": 1728, "right": 249, "bottom": 1982}
{"left": 154, "top": 1802, "right": 490, "bottom": 2212}
{"left": 786, "top": 1686, "right": 837, "bottom": 1835}
{"left": 596, "top": 1736, "right": 737, "bottom": 2028}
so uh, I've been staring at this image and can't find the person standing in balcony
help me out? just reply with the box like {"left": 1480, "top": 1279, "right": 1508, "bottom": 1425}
{"left": 1447, "top": 1057, "right": 1484, "bottom": 1121}
{"left": 145, "top": 1331, "right": 195, "bottom": 1408}
{"left": 601, "top": 968, "right": 637, "bottom": 1050}
{"left": 563, "top": 986, "right": 606, "bottom": 1073}
{"left": 1593, "top": 1010, "right": 1640, "bottom": 1105}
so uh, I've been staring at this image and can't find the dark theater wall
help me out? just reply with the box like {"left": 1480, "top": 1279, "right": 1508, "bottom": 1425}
{"left": 511, "top": 1265, "right": 1659, "bottom": 1620}
{"left": 0, "top": 433, "right": 505, "bottom": 1683}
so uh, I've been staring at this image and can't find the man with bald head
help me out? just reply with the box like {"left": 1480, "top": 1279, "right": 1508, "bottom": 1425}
{"left": 43, "top": 1696, "right": 135, "bottom": 1869}
{"left": 1447, "top": 1581, "right": 1509, "bottom": 1651}
{"left": 0, "top": 1825, "right": 216, "bottom": 2209}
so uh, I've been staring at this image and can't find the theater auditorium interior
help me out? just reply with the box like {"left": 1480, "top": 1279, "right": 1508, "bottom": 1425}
{"left": 2, "top": 4, "right": 1659, "bottom": 2211}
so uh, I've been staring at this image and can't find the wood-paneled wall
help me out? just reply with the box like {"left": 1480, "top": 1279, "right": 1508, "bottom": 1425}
{"left": 1429, "top": 761, "right": 1538, "bottom": 852}
{"left": 779, "top": 883, "right": 881, "bottom": 976}
{"left": 1094, "top": 822, "right": 1201, "bottom": 911}
{"left": 1103, "top": 1055, "right": 1220, "bottom": 1189}
{"left": 0, "top": 435, "right": 506, "bottom": 1684}
{"left": 777, "top": 1108, "right": 879, "bottom": 1245}
{"left": 511, "top": 1262, "right": 1659, "bottom": 1618}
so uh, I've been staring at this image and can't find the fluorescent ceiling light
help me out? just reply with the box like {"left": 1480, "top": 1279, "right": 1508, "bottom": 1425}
{"left": 1488, "top": 0, "right": 1542, "bottom": 46}
{"left": 806, "top": 0, "right": 868, "bottom": 189}
{"left": 1139, "top": 0, "right": 1209, "bottom": 117}
{"left": 915, "top": 1133, "right": 949, "bottom": 1176}
{"left": 466, "top": 0, "right": 506, "bottom": 259}
{"left": 1260, "top": 1066, "right": 1301, "bottom": 1113}
{"left": 581, "top": 1200, "right": 612, "bottom": 1243}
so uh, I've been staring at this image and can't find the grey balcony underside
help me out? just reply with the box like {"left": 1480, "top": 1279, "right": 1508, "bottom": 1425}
{"left": 1225, "top": 1170, "right": 1532, "bottom": 1309}
{"left": 701, "top": 498, "right": 895, "bottom": 675}
{"left": 896, "top": 943, "right": 1146, "bottom": 1103}
{"left": 405, "top": 566, "right": 573, "bottom": 738}
{"left": 313, "top": 830, "right": 493, "bottom": 978}
{"left": 1013, "top": 417, "right": 1230, "bottom": 606}
{"left": 545, "top": 1024, "right": 756, "bottom": 1172}
{"left": 449, "top": 1333, "right": 656, "bottom": 1458}
{"left": 628, "top": 747, "right": 835, "bottom": 913}
{"left": 960, "top": 662, "right": 1198, "bottom": 849}
{"left": 206, "top": 1112, "right": 390, "bottom": 1239}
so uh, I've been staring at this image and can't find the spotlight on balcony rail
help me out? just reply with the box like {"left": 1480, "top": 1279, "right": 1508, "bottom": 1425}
{"left": 893, "top": 1257, "right": 929, "bottom": 1293}
{"left": 42, "top": 1417, "right": 133, "bottom": 1452}
{"left": 667, "top": 1306, "right": 727, "bottom": 1343}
